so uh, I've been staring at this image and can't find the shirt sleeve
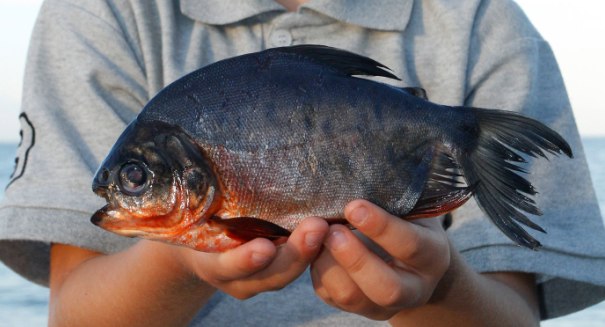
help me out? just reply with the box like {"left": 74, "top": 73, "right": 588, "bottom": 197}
{"left": 0, "top": 0, "right": 148, "bottom": 285}
{"left": 446, "top": 0, "right": 605, "bottom": 319}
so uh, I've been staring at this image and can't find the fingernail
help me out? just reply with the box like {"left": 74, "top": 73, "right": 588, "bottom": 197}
{"left": 326, "top": 229, "right": 347, "bottom": 251}
{"left": 305, "top": 232, "right": 324, "bottom": 249}
{"left": 349, "top": 206, "right": 368, "bottom": 226}
{"left": 251, "top": 252, "right": 271, "bottom": 266}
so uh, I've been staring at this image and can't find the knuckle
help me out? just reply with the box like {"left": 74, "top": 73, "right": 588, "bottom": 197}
{"left": 292, "top": 249, "right": 313, "bottom": 265}
{"left": 268, "top": 282, "right": 287, "bottom": 292}
{"left": 313, "top": 284, "right": 329, "bottom": 299}
{"left": 331, "top": 288, "right": 360, "bottom": 307}
{"left": 231, "top": 291, "right": 255, "bottom": 300}
{"left": 343, "top": 253, "right": 367, "bottom": 274}
{"left": 400, "top": 229, "right": 422, "bottom": 260}
{"left": 365, "top": 213, "right": 390, "bottom": 238}
{"left": 366, "top": 310, "right": 396, "bottom": 321}
{"left": 264, "top": 278, "right": 289, "bottom": 292}
{"left": 375, "top": 284, "right": 405, "bottom": 308}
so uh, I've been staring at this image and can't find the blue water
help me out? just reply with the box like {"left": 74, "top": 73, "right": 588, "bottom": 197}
{"left": 0, "top": 139, "right": 604, "bottom": 326}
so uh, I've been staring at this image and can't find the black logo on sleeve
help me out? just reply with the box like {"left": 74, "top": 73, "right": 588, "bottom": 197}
{"left": 6, "top": 113, "right": 35, "bottom": 189}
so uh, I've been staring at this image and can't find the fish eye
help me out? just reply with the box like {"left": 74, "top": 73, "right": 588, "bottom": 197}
{"left": 119, "top": 162, "right": 149, "bottom": 196}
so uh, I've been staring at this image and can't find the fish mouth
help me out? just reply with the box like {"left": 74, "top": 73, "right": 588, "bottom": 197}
{"left": 91, "top": 203, "right": 190, "bottom": 240}
{"left": 91, "top": 205, "right": 117, "bottom": 228}
{"left": 90, "top": 209, "right": 105, "bottom": 226}
{"left": 91, "top": 205, "right": 141, "bottom": 237}
{"left": 91, "top": 204, "right": 112, "bottom": 226}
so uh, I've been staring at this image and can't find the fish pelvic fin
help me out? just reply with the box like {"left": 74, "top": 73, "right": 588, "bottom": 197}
{"left": 458, "top": 108, "right": 572, "bottom": 250}
{"left": 270, "top": 45, "right": 401, "bottom": 80}
{"left": 211, "top": 216, "right": 291, "bottom": 243}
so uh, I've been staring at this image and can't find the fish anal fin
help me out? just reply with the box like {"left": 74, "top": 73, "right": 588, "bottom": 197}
{"left": 406, "top": 185, "right": 475, "bottom": 219}
{"left": 211, "top": 216, "right": 291, "bottom": 243}
{"left": 406, "top": 147, "right": 472, "bottom": 219}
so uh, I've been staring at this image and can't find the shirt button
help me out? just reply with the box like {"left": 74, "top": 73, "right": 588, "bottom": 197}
{"left": 270, "top": 29, "right": 292, "bottom": 47}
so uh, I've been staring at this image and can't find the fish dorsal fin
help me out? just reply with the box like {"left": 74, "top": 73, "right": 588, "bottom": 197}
{"left": 401, "top": 87, "right": 428, "bottom": 100}
{"left": 271, "top": 45, "right": 401, "bottom": 81}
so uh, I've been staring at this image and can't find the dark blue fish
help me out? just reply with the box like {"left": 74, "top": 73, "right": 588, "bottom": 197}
{"left": 91, "top": 45, "right": 572, "bottom": 252}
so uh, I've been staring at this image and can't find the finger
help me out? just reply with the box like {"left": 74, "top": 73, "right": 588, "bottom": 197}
{"left": 311, "top": 247, "right": 361, "bottom": 307}
{"left": 312, "top": 238, "right": 414, "bottom": 320}
{"left": 343, "top": 200, "right": 443, "bottom": 266}
{"left": 311, "top": 249, "right": 338, "bottom": 305}
{"left": 240, "top": 217, "right": 329, "bottom": 288}
{"left": 310, "top": 259, "right": 331, "bottom": 302}
{"left": 311, "top": 249, "right": 383, "bottom": 316}
{"left": 281, "top": 216, "right": 329, "bottom": 261}
{"left": 194, "top": 237, "right": 278, "bottom": 282}
{"left": 325, "top": 224, "right": 425, "bottom": 308}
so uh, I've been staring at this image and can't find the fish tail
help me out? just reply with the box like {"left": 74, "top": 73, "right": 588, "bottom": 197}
{"left": 457, "top": 108, "right": 572, "bottom": 250}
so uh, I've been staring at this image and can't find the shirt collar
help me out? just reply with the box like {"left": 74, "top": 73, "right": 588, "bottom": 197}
{"left": 180, "top": 0, "right": 413, "bottom": 31}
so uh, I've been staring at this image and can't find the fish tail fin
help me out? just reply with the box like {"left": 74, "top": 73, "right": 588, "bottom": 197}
{"left": 457, "top": 108, "right": 572, "bottom": 250}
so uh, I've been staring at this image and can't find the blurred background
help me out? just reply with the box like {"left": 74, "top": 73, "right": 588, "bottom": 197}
{"left": 0, "top": 0, "right": 603, "bottom": 326}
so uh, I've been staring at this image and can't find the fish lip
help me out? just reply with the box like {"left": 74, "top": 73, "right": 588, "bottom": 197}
{"left": 90, "top": 205, "right": 141, "bottom": 238}
{"left": 91, "top": 205, "right": 111, "bottom": 226}
{"left": 91, "top": 204, "right": 123, "bottom": 226}
{"left": 91, "top": 204, "right": 180, "bottom": 237}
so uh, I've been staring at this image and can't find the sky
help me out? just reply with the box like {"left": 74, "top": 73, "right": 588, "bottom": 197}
{"left": 0, "top": 0, "right": 604, "bottom": 142}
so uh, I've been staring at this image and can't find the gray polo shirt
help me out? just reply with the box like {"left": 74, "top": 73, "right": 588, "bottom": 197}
{"left": 1, "top": 0, "right": 604, "bottom": 324}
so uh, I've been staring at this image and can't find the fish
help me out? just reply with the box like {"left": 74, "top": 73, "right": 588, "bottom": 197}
{"left": 91, "top": 45, "right": 572, "bottom": 252}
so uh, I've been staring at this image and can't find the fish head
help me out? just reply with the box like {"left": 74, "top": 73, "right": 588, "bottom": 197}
{"left": 91, "top": 119, "right": 218, "bottom": 243}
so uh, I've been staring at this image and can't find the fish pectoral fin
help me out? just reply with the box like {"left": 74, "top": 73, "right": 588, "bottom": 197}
{"left": 405, "top": 149, "right": 473, "bottom": 219}
{"left": 211, "top": 216, "right": 291, "bottom": 242}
